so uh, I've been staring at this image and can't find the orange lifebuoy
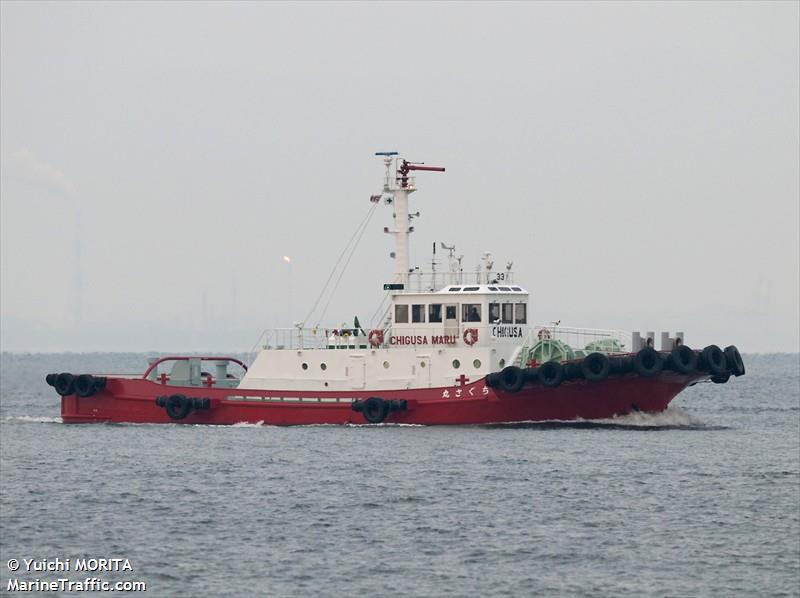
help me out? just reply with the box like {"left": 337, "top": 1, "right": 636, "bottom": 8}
{"left": 463, "top": 328, "right": 478, "bottom": 346}
{"left": 368, "top": 329, "right": 384, "bottom": 348}
{"left": 537, "top": 328, "right": 552, "bottom": 340}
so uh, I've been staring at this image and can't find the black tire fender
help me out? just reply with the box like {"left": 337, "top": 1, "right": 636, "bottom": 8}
{"left": 700, "top": 345, "right": 728, "bottom": 376}
{"left": 633, "top": 347, "right": 663, "bottom": 377}
{"left": 562, "top": 362, "right": 583, "bottom": 381}
{"left": 538, "top": 361, "right": 564, "bottom": 388}
{"left": 668, "top": 345, "right": 698, "bottom": 375}
{"left": 54, "top": 372, "right": 76, "bottom": 396}
{"left": 75, "top": 374, "right": 97, "bottom": 398}
{"left": 581, "top": 353, "right": 611, "bottom": 382}
{"left": 499, "top": 366, "right": 525, "bottom": 393}
{"left": 711, "top": 372, "right": 731, "bottom": 384}
{"left": 724, "top": 345, "right": 745, "bottom": 377}
{"left": 609, "top": 355, "right": 633, "bottom": 375}
{"left": 165, "top": 394, "right": 192, "bottom": 420}
{"left": 362, "top": 397, "right": 389, "bottom": 424}
{"left": 485, "top": 372, "right": 501, "bottom": 388}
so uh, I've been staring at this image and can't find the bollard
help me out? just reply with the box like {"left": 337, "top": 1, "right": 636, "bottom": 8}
{"left": 660, "top": 332, "right": 674, "bottom": 351}
{"left": 632, "top": 331, "right": 643, "bottom": 352}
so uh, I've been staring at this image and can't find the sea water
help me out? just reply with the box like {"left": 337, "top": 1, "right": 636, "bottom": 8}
{"left": 1, "top": 353, "right": 798, "bottom": 597}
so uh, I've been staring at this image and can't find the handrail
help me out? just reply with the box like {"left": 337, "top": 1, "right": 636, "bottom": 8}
{"left": 142, "top": 356, "right": 248, "bottom": 380}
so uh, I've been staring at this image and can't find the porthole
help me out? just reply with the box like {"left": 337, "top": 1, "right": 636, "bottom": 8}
{"left": 473, "top": 359, "right": 481, "bottom": 369}
{"left": 301, "top": 362, "right": 308, "bottom": 370}
{"left": 452, "top": 359, "right": 461, "bottom": 368}
{"left": 383, "top": 361, "right": 390, "bottom": 369}
{"left": 320, "top": 363, "right": 327, "bottom": 371}
{"left": 499, "top": 358, "right": 506, "bottom": 368}
{"left": 420, "top": 361, "right": 426, "bottom": 368}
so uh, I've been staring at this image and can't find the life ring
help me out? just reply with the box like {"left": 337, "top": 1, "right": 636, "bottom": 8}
{"left": 537, "top": 328, "right": 552, "bottom": 340}
{"left": 463, "top": 328, "right": 478, "bottom": 346}
{"left": 368, "top": 329, "right": 384, "bottom": 348}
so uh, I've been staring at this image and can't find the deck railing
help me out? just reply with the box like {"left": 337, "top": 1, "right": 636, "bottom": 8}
{"left": 390, "top": 270, "right": 517, "bottom": 293}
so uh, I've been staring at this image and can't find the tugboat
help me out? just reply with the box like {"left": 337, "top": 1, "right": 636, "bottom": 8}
{"left": 47, "top": 153, "right": 746, "bottom": 425}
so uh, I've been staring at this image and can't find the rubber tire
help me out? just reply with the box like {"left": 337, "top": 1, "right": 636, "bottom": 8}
{"left": 610, "top": 355, "right": 633, "bottom": 375}
{"left": 581, "top": 353, "right": 611, "bottom": 382}
{"left": 499, "top": 366, "right": 525, "bottom": 393}
{"left": 485, "top": 372, "right": 501, "bottom": 388}
{"left": 711, "top": 372, "right": 731, "bottom": 384}
{"left": 54, "top": 372, "right": 76, "bottom": 396}
{"left": 523, "top": 367, "right": 539, "bottom": 382}
{"left": 633, "top": 347, "right": 663, "bottom": 377}
{"left": 362, "top": 397, "right": 389, "bottom": 424}
{"left": 669, "top": 345, "right": 698, "bottom": 375}
{"left": 75, "top": 374, "right": 97, "bottom": 398}
{"left": 165, "top": 394, "right": 192, "bottom": 420}
{"left": 724, "top": 345, "right": 745, "bottom": 377}
{"left": 389, "top": 399, "right": 407, "bottom": 412}
{"left": 562, "top": 362, "right": 583, "bottom": 381}
{"left": 538, "top": 361, "right": 564, "bottom": 388}
{"left": 701, "top": 345, "right": 728, "bottom": 376}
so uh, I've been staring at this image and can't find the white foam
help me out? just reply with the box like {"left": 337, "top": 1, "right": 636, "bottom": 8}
{"left": 232, "top": 420, "right": 266, "bottom": 427}
{"left": 593, "top": 404, "right": 700, "bottom": 427}
{"left": 2, "top": 415, "right": 63, "bottom": 424}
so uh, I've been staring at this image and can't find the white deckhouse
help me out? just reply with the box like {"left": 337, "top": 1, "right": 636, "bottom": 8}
{"left": 240, "top": 154, "right": 535, "bottom": 392}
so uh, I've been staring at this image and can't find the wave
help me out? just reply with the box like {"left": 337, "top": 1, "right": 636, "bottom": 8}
{"left": 484, "top": 406, "right": 726, "bottom": 430}
{"left": 2, "top": 415, "right": 63, "bottom": 424}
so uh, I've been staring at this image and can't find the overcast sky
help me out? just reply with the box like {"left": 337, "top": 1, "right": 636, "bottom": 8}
{"left": 1, "top": 1, "right": 798, "bottom": 353}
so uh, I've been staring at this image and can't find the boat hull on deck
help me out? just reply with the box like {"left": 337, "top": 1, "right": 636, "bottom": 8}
{"left": 60, "top": 372, "right": 705, "bottom": 426}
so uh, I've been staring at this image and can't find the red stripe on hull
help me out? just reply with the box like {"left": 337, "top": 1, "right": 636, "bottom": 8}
{"left": 60, "top": 373, "right": 704, "bottom": 426}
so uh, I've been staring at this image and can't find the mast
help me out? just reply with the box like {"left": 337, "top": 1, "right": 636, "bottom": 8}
{"left": 374, "top": 152, "right": 445, "bottom": 287}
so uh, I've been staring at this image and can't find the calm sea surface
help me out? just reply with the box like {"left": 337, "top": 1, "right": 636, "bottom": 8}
{"left": 1, "top": 352, "right": 798, "bottom": 597}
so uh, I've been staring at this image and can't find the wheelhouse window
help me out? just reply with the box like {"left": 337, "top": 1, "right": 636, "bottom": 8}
{"left": 462, "top": 304, "right": 482, "bottom": 322}
{"left": 445, "top": 305, "right": 457, "bottom": 320}
{"left": 429, "top": 304, "right": 443, "bottom": 323}
{"left": 515, "top": 303, "right": 527, "bottom": 324}
{"left": 489, "top": 303, "right": 500, "bottom": 323}
{"left": 395, "top": 304, "right": 408, "bottom": 323}
{"left": 411, "top": 304, "right": 425, "bottom": 323}
{"left": 502, "top": 303, "right": 513, "bottom": 323}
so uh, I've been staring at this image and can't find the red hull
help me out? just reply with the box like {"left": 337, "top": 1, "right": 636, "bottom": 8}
{"left": 60, "top": 372, "right": 704, "bottom": 426}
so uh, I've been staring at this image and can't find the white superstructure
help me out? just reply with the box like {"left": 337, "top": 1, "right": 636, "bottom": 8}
{"left": 240, "top": 154, "right": 535, "bottom": 391}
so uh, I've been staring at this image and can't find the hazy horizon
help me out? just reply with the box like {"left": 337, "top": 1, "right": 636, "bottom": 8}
{"left": 2, "top": 1, "right": 798, "bottom": 353}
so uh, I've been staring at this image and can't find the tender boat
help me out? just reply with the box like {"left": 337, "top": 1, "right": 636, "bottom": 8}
{"left": 46, "top": 153, "right": 745, "bottom": 425}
